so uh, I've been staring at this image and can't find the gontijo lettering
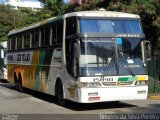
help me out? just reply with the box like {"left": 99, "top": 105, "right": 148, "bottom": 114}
{"left": 17, "top": 54, "right": 30, "bottom": 61}
{"left": 7, "top": 55, "right": 13, "bottom": 61}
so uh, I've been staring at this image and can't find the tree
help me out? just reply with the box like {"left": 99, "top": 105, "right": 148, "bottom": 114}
{"left": 0, "top": 5, "right": 53, "bottom": 42}
{"left": 0, "top": 5, "right": 28, "bottom": 41}
{"left": 39, "top": 0, "right": 69, "bottom": 16}
{"left": 20, "top": 7, "right": 52, "bottom": 25}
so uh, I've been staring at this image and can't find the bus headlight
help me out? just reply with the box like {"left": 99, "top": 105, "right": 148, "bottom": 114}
{"left": 135, "top": 80, "right": 148, "bottom": 85}
{"left": 80, "top": 82, "right": 101, "bottom": 88}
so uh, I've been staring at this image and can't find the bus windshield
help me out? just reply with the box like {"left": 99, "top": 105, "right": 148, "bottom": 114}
{"left": 80, "top": 38, "right": 117, "bottom": 76}
{"left": 79, "top": 38, "right": 146, "bottom": 76}
{"left": 79, "top": 19, "right": 142, "bottom": 34}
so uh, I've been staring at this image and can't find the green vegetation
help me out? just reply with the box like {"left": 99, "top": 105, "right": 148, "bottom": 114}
{"left": 0, "top": 5, "right": 27, "bottom": 41}
{"left": 0, "top": 5, "right": 52, "bottom": 41}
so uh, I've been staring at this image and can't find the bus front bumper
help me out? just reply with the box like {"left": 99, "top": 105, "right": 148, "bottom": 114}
{"left": 78, "top": 86, "right": 148, "bottom": 103}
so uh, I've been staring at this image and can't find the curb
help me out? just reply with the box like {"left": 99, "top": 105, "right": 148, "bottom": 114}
{"left": 148, "top": 95, "right": 160, "bottom": 100}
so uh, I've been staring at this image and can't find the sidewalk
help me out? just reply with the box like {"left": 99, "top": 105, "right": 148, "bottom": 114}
{"left": 148, "top": 93, "right": 160, "bottom": 100}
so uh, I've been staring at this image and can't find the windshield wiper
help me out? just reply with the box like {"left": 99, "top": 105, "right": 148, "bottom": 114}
{"left": 119, "top": 59, "right": 135, "bottom": 77}
{"left": 102, "top": 53, "right": 117, "bottom": 76}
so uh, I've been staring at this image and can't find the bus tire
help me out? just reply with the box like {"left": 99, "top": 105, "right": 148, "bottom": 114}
{"left": 14, "top": 73, "right": 18, "bottom": 90}
{"left": 18, "top": 74, "right": 23, "bottom": 92}
{"left": 55, "top": 80, "right": 66, "bottom": 106}
{"left": 111, "top": 101, "right": 120, "bottom": 105}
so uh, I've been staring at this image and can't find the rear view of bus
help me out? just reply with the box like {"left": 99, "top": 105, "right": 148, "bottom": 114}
{"left": 65, "top": 11, "right": 151, "bottom": 103}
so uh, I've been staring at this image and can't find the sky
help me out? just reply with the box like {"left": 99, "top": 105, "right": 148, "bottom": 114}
{"left": 0, "top": 0, "right": 41, "bottom": 4}
{"left": 0, "top": 0, "right": 4, "bottom": 4}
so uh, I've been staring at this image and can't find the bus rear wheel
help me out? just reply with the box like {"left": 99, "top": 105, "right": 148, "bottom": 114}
{"left": 56, "top": 81, "right": 66, "bottom": 106}
{"left": 14, "top": 73, "right": 18, "bottom": 90}
{"left": 18, "top": 75, "right": 23, "bottom": 92}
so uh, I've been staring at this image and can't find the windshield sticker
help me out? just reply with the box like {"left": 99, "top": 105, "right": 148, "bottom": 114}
{"left": 124, "top": 64, "right": 140, "bottom": 68}
{"left": 116, "top": 38, "right": 122, "bottom": 44}
{"left": 127, "top": 59, "right": 134, "bottom": 64}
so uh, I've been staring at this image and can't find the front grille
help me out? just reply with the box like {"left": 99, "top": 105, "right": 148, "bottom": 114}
{"left": 119, "top": 81, "right": 134, "bottom": 85}
{"left": 102, "top": 82, "right": 116, "bottom": 86}
{"left": 102, "top": 81, "right": 134, "bottom": 86}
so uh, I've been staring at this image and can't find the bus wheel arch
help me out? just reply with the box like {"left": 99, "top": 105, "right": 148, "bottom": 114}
{"left": 55, "top": 78, "right": 66, "bottom": 106}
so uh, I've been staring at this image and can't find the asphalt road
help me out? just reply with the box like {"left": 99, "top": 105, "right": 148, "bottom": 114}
{"left": 0, "top": 82, "right": 160, "bottom": 120}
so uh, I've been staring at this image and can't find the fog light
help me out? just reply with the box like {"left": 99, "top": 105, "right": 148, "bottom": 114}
{"left": 80, "top": 82, "right": 101, "bottom": 88}
{"left": 137, "top": 90, "right": 146, "bottom": 94}
{"left": 135, "top": 80, "right": 148, "bottom": 85}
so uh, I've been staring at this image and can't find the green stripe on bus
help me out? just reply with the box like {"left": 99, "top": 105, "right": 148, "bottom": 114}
{"left": 39, "top": 51, "right": 46, "bottom": 64}
{"left": 43, "top": 49, "right": 54, "bottom": 65}
{"left": 42, "top": 49, "right": 54, "bottom": 80}
{"left": 118, "top": 77, "right": 136, "bottom": 81}
{"left": 35, "top": 49, "right": 54, "bottom": 90}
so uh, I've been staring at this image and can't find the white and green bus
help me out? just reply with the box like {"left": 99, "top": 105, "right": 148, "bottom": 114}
{"left": 7, "top": 11, "right": 151, "bottom": 106}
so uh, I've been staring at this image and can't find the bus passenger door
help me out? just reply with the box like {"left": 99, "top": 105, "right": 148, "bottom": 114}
{"left": 67, "top": 40, "right": 80, "bottom": 78}
{"left": 67, "top": 40, "right": 80, "bottom": 99}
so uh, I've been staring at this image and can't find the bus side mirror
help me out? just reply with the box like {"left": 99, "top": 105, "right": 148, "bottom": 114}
{"left": 145, "top": 41, "right": 151, "bottom": 61}
{"left": 73, "top": 43, "right": 79, "bottom": 59}
{"left": 0, "top": 48, "right": 2, "bottom": 61}
{"left": 73, "top": 41, "right": 80, "bottom": 77}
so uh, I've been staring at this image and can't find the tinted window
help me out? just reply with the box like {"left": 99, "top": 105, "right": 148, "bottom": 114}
{"left": 24, "top": 33, "right": 30, "bottom": 48}
{"left": 45, "top": 27, "right": 50, "bottom": 46}
{"left": 17, "top": 35, "right": 23, "bottom": 49}
{"left": 11, "top": 36, "right": 16, "bottom": 50}
{"left": 7, "top": 39, "right": 10, "bottom": 50}
{"left": 41, "top": 28, "right": 45, "bottom": 47}
{"left": 34, "top": 30, "right": 39, "bottom": 47}
{"left": 57, "top": 22, "right": 63, "bottom": 44}
{"left": 80, "top": 19, "right": 142, "bottom": 34}
{"left": 31, "top": 31, "right": 34, "bottom": 48}
{"left": 66, "top": 17, "right": 77, "bottom": 36}
{"left": 41, "top": 27, "right": 50, "bottom": 47}
{"left": 52, "top": 25, "right": 57, "bottom": 45}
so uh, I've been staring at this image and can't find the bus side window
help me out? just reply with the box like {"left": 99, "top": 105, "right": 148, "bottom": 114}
{"left": 24, "top": 32, "right": 30, "bottom": 49}
{"left": 66, "top": 17, "right": 77, "bottom": 36}
{"left": 41, "top": 28, "right": 45, "bottom": 47}
{"left": 52, "top": 24, "right": 57, "bottom": 45}
{"left": 17, "top": 35, "right": 22, "bottom": 49}
{"left": 45, "top": 27, "right": 50, "bottom": 46}
{"left": 34, "top": 30, "right": 39, "bottom": 48}
{"left": 57, "top": 22, "right": 63, "bottom": 44}
{"left": 11, "top": 36, "right": 16, "bottom": 50}
{"left": 31, "top": 31, "right": 34, "bottom": 48}
{"left": 7, "top": 39, "right": 10, "bottom": 50}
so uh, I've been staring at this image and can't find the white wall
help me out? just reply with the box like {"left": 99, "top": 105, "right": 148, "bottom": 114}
{"left": 4, "top": 0, "right": 43, "bottom": 10}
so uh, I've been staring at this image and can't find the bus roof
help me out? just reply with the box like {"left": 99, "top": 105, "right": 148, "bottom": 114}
{"left": 65, "top": 11, "right": 140, "bottom": 19}
{"left": 8, "top": 11, "right": 140, "bottom": 36}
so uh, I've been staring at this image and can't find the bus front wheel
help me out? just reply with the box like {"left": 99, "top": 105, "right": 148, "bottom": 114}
{"left": 55, "top": 81, "right": 66, "bottom": 106}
